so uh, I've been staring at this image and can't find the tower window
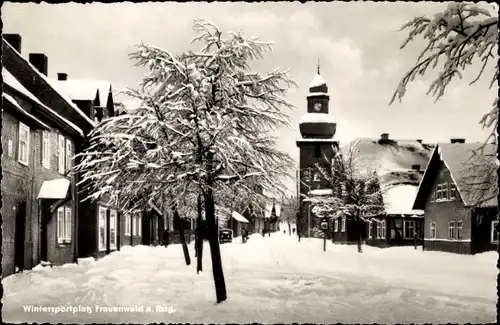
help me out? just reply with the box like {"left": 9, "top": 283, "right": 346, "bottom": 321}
{"left": 314, "top": 145, "right": 321, "bottom": 158}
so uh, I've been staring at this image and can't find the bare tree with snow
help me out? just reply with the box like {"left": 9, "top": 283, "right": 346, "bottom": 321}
{"left": 390, "top": 3, "right": 498, "bottom": 210}
{"left": 304, "top": 142, "right": 386, "bottom": 253}
{"left": 73, "top": 18, "right": 296, "bottom": 303}
{"left": 390, "top": 2, "right": 498, "bottom": 145}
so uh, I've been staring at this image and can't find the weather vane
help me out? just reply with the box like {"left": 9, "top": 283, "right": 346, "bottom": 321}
{"left": 317, "top": 58, "right": 320, "bottom": 75}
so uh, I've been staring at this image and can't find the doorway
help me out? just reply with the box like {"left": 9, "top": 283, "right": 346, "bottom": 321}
{"left": 14, "top": 201, "right": 27, "bottom": 272}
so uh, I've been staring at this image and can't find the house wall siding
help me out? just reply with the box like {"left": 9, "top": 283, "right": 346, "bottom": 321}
{"left": 423, "top": 161, "right": 472, "bottom": 254}
{"left": 1, "top": 110, "right": 34, "bottom": 276}
{"left": 2, "top": 101, "right": 77, "bottom": 276}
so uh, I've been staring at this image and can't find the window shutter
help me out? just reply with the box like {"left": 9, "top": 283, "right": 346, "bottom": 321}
{"left": 57, "top": 207, "right": 64, "bottom": 244}
{"left": 58, "top": 134, "right": 65, "bottom": 173}
{"left": 66, "top": 140, "right": 72, "bottom": 170}
{"left": 65, "top": 208, "right": 72, "bottom": 241}
{"left": 18, "top": 122, "right": 30, "bottom": 165}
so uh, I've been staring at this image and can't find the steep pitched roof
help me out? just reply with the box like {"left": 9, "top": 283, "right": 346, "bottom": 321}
{"left": 3, "top": 68, "right": 84, "bottom": 136}
{"left": 52, "top": 79, "right": 112, "bottom": 107}
{"left": 413, "top": 142, "right": 497, "bottom": 209}
{"left": 2, "top": 38, "right": 95, "bottom": 129}
{"left": 3, "top": 93, "right": 50, "bottom": 130}
{"left": 341, "top": 138, "right": 433, "bottom": 187}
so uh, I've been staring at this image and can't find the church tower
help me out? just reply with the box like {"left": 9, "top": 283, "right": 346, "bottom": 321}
{"left": 296, "top": 64, "right": 339, "bottom": 238}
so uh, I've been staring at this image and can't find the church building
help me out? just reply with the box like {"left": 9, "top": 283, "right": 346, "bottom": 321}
{"left": 296, "top": 66, "right": 338, "bottom": 238}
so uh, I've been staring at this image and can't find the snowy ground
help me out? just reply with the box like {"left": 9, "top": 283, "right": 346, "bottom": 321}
{"left": 2, "top": 230, "right": 497, "bottom": 324}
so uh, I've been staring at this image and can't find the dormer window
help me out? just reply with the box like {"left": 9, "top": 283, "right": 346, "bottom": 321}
{"left": 450, "top": 183, "right": 457, "bottom": 200}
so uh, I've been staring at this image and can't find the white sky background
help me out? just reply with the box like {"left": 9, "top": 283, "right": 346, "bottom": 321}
{"left": 3, "top": 1, "right": 498, "bottom": 195}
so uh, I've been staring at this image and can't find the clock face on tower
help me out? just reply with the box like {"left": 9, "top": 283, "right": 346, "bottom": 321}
{"left": 313, "top": 102, "right": 323, "bottom": 112}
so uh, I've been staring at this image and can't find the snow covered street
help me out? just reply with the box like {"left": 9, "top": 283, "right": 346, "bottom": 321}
{"left": 2, "top": 232, "right": 497, "bottom": 324}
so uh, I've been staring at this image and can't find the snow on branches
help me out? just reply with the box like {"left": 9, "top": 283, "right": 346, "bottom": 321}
{"left": 391, "top": 3, "right": 498, "bottom": 145}
{"left": 302, "top": 142, "right": 386, "bottom": 223}
{"left": 73, "top": 18, "right": 296, "bottom": 215}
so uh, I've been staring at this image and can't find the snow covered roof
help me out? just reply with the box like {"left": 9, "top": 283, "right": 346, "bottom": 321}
{"left": 52, "top": 79, "right": 112, "bottom": 106}
{"left": 264, "top": 202, "right": 281, "bottom": 219}
{"left": 37, "top": 178, "right": 71, "bottom": 200}
{"left": 382, "top": 184, "right": 423, "bottom": 215}
{"left": 307, "top": 92, "right": 329, "bottom": 98}
{"left": 120, "top": 99, "right": 143, "bottom": 113}
{"left": 341, "top": 138, "right": 433, "bottom": 187}
{"left": 414, "top": 143, "right": 497, "bottom": 208}
{"left": 2, "top": 68, "right": 85, "bottom": 137}
{"left": 309, "top": 74, "right": 327, "bottom": 88}
{"left": 308, "top": 189, "right": 334, "bottom": 196}
{"left": 3, "top": 40, "right": 95, "bottom": 128}
{"left": 3, "top": 93, "right": 51, "bottom": 130}
{"left": 231, "top": 211, "right": 249, "bottom": 224}
{"left": 297, "top": 138, "right": 336, "bottom": 143}
{"left": 299, "top": 113, "right": 336, "bottom": 124}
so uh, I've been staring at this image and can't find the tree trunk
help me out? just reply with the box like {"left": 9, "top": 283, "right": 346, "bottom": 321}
{"left": 205, "top": 152, "right": 227, "bottom": 303}
{"left": 173, "top": 206, "right": 191, "bottom": 266}
{"left": 357, "top": 219, "right": 363, "bottom": 254}
{"left": 288, "top": 222, "right": 291, "bottom": 236}
{"left": 196, "top": 195, "right": 203, "bottom": 274}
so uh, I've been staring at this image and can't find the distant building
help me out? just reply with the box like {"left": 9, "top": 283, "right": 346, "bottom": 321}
{"left": 296, "top": 66, "right": 338, "bottom": 238}
{"left": 413, "top": 140, "right": 498, "bottom": 254}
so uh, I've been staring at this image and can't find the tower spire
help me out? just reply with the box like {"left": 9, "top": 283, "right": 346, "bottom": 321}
{"left": 317, "top": 58, "right": 320, "bottom": 75}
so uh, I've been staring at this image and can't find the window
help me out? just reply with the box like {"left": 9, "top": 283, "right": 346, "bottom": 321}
{"left": 368, "top": 221, "right": 372, "bottom": 239}
{"left": 341, "top": 217, "right": 346, "bottom": 232}
{"left": 57, "top": 206, "right": 72, "bottom": 243}
{"left": 456, "top": 220, "right": 463, "bottom": 239}
{"left": 133, "top": 214, "right": 142, "bottom": 236}
{"left": 334, "top": 218, "right": 339, "bottom": 232}
{"left": 450, "top": 183, "right": 457, "bottom": 200}
{"left": 18, "top": 122, "right": 30, "bottom": 165}
{"left": 448, "top": 221, "right": 456, "bottom": 240}
{"left": 381, "top": 220, "right": 386, "bottom": 239}
{"left": 313, "top": 172, "right": 320, "bottom": 182}
{"left": 436, "top": 183, "right": 449, "bottom": 201}
{"left": 491, "top": 221, "right": 498, "bottom": 243}
{"left": 429, "top": 222, "right": 436, "bottom": 239}
{"left": 58, "top": 134, "right": 65, "bottom": 173}
{"left": 65, "top": 140, "right": 72, "bottom": 170}
{"left": 98, "top": 206, "right": 107, "bottom": 251}
{"left": 125, "top": 214, "right": 131, "bottom": 236}
{"left": 404, "top": 220, "right": 415, "bottom": 238}
{"left": 109, "top": 209, "right": 117, "bottom": 249}
{"left": 8, "top": 140, "right": 13, "bottom": 157}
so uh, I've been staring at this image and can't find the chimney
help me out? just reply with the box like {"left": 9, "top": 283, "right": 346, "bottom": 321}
{"left": 29, "top": 53, "right": 48, "bottom": 76}
{"left": 3, "top": 34, "right": 22, "bottom": 53}
{"left": 57, "top": 73, "right": 67, "bottom": 81}
{"left": 416, "top": 139, "right": 422, "bottom": 144}
{"left": 380, "top": 133, "right": 389, "bottom": 141}
{"left": 450, "top": 138, "right": 465, "bottom": 144}
{"left": 411, "top": 164, "right": 420, "bottom": 171}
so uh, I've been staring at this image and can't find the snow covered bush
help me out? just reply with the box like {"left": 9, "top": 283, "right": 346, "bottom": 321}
{"left": 391, "top": 3, "right": 498, "bottom": 145}
{"left": 73, "top": 18, "right": 297, "bottom": 303}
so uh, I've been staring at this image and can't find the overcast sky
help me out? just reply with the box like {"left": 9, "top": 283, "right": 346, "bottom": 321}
{"left": 3, "top": 1, "right": 497, "bottom": 194}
